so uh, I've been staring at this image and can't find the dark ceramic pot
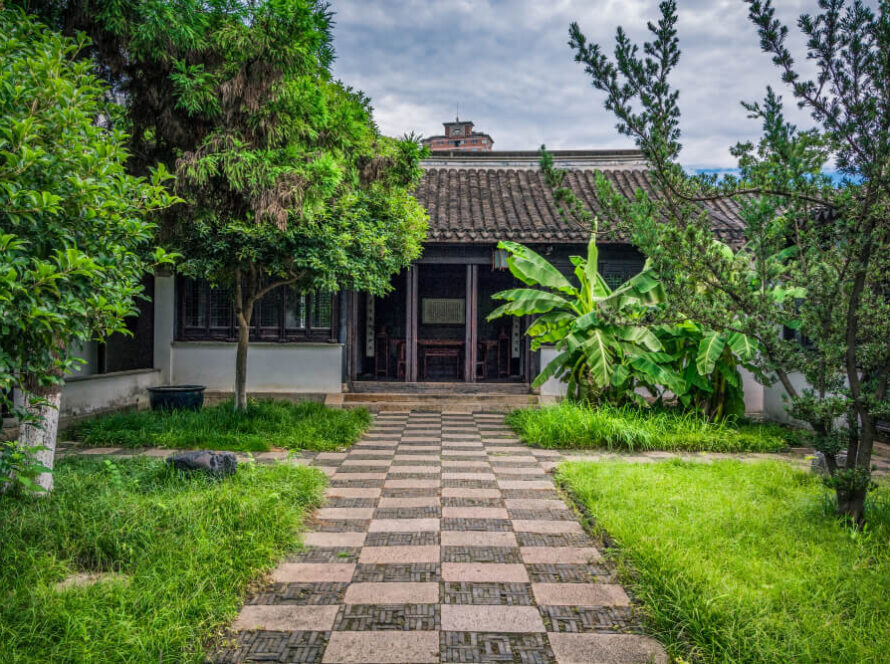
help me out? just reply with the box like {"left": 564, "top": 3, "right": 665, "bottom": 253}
{"left": 147, "top": 385, "right": 206, "bottom": 411}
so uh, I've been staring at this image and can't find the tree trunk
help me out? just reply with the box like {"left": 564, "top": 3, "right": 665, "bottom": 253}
{"left": 836, "top": 485, "right": 867, "bottom": 528}
{"left": 836, "top": 412, "right": 876, "bottom": 527}
{"left": 233, "top": 267, "right": 255, "bottom": 412}
{"left": 18, "top": 377, "right": 62, "bottom": 493}
{"left": 234, "top": 313, "right": 250, "bottom": 411}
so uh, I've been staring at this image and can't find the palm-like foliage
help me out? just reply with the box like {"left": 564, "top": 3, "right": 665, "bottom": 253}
{"left": 488, "top": 238, "right": 680, "bottom": 403}
{"left": 656, "top": 321, "right": 762, "bottom": 420}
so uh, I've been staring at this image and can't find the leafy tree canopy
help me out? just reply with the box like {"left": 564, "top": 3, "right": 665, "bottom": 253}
{"left": 0, "top": 7, "right": 178, "bottom": 490}
{"left": 15, "top": 0, "right": 429, "bottom": 409}
{"left": 563, "top": 0, "right": 890, "bottom": 524}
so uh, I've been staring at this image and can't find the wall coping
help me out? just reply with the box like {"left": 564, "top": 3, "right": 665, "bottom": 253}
{"left": 64, "top": 368, "right": 161, "bottom": 384}
{"left": 171, "top": 341, "right": 343, "bottom": 349}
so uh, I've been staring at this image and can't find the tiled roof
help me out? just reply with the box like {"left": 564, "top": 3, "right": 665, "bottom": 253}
{"left": 414, "top": 151, "right": 746, "bottom": 245}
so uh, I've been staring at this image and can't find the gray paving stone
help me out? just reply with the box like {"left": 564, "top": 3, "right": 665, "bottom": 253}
{"left": 218, "top": 410, "right": 658, "bottom": 664}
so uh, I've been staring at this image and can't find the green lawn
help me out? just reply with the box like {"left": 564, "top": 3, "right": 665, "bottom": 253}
{"left": 507, "top": 401, "right": 801, "bottom": 452}
{"left": 69, "top": 399, "right": 372, "bottom": 452}
{"left": 558, "top": 459, "right": 890, "bottom": 664}
{"left": 0, "top": 456, "right": 326, "bottom": 663}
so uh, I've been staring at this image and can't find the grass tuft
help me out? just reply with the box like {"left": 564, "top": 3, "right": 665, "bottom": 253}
{"left": 558, "top": 460, "right": 890, "bottom": 664}
{"left": 0, "top": 456, "right": 326, "bottom": 663}
{"left": 507, "top": 401, "right": 800, "bottom": 452}
{"left": 69, "top": 399, "right": 372, "bottom": 452}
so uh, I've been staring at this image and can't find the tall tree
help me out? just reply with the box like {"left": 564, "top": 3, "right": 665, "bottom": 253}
{"left": 17, "top": 0, "right": 429, "bottom": 409}
{"left": 0, "top": 7, "right": 177, "bottom": 491}
{"left": 564, "top": 0, "right": 890, "bottom": 524}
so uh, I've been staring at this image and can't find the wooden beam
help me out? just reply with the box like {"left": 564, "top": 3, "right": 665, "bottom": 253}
{"left": 406, "top": 267, "right": 418, "bottom": 382}
{"left": 464, "top": 265, "right": 478, "bottom": 383}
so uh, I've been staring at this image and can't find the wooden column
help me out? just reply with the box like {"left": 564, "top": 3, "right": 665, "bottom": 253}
{"left": 464, "top": 265, "right": 478, "bottom": 382}
{"left": 523, "top": 314, "right": 533, "bottom": 385}
{"left": 345, "top": 291, "right": 358, "bottom": 382}
{"left": 405, "top": 266, "right": 419, "bottom": 382}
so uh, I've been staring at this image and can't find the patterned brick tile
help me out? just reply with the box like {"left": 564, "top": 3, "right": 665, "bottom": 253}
{"left": 515, "top": 532, "right": 597, "bottom": 548}
{"left": 440, "top": 631, "right": 555, "bottom": 664}
{"left": 352, "top": 563, "right": 441, "bottom": 583}
{"left": 247, "top": 582, "right": 349, "bottom": 605}
{"left": 364, "top": 531, "right": 440, "bottom": 547}
{"left": 373, "top": 506, "right": 442, "bottom": 519}
{"left": 333, "top": 604, "right": 440, "bottom": 631}
{"left": 539, "top": 605, "right": 642, "bottom": 634}
{"left": 216, "top": 411, "right": 662, "bottom": 664}
{"left": 442, "top": 582, "right": 535, "bottom": 606}
{"left": 213, "top": 630, "right": 331, "bottom": 664}
{"left": 324, "top": 498, "right": 379, "bottom": 509}
{"left": 442, "top": 518, "right": 513, "bottom": 532}
{"left": 442, "top": 496, "right": 503, "bottom": 508}
{"left": 441, "top": 546, "right": 523, "bottom": 564}
{"left": 526, "top": 563, "right": 615, "bottom": 583}
{"left": 291, "top": 547, "right": 362, "bottom": 563}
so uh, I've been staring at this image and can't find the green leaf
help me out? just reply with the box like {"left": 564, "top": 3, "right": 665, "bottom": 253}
{"left": 696, "top": 332, "right": 727, "bottom": 376}
{"left": 531, "top": 351, "right": 571, "bottom": 388}
{"left": 611, "top": 363, "right": 630, "bottom": 387}
{"left": 727, "top": 332, "right": 757, "bottom": 361}
{"left": 630, "top": 355, "right": 684, "bottom": 393}
{"left": 487, "top": 289, "right": 573, "bottom": 319}
{"left": 580, "top": 329, "right": 615, "bottom": 388}
{"left": 498, "top": 241, "right": 576, "bottom": 295}
{"left": 614, "top": 326, "right": 663, "bottom": 352}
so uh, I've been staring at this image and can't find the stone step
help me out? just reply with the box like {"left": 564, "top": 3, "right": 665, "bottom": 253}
{"left": 344, "top": 391, "right": 534, "bottom": 403}
{"left": 350, "top": 381, "right": 531, "bottom": 395}
{"left": 341, "top": 392, "right": 539, "bottom": 413}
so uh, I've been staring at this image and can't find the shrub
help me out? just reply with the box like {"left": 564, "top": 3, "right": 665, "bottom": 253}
{"left": 507, "top": 401, "right": 797, "bottom": 452}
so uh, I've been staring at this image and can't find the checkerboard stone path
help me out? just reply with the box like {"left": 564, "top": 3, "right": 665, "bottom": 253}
{"left": 212, "top": 411, "right": 666, "bottom": 664}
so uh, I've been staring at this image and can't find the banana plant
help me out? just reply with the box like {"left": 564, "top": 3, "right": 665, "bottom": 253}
{"left": 655, "top": 321, "right": 762, "bottom": 419}
{"left": 487, "top": 237, "right": 683, "bottom": 403}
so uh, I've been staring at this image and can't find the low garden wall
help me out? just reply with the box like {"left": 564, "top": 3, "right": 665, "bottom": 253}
{"left": 169, "top": 342, "right": 343, "bottom": 394}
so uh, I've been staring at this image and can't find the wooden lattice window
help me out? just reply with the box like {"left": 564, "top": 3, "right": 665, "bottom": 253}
{"left": 178, "top": 278, "right": 337, "bottom": 342}
{"left": 422, "top": 298, "right": 465, "bottom": 325}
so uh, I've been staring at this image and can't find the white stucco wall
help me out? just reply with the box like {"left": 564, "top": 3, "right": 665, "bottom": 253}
{"left": 153, "top": 273, "right": 176, "bottom": 383}
{"left": 170, "top": 342, "right": 343, "bottom": 393}
{"left": 763, "top": 372, "right": 813, "bottom": 424}
{"left": 152, "top": 273, "right": 342, "bottom": 394}
{"left": 537, "top": 346, "right": 768, "bottom": 415}
{"left": 61, "top": 368, "right": 162, "bottom": 418}
{"left": 740, "top": 368, "right": 765, "bottom": 415}
{"left": 538, "top": 346, "right": 568, "bottom": 398}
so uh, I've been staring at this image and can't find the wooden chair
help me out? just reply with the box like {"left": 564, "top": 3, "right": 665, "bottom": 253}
{"left": 395, "top": 340, "right": 406, "bottom": 380}
{"left": 476, "top": 342, "right": 488, "bottom": 380}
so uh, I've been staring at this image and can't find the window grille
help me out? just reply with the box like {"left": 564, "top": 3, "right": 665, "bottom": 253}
{"left": 178, "top": 278, "right": 337, "bottom": 342}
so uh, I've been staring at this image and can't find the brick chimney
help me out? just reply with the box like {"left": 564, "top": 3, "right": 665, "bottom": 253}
{"left": 422, "top": 117, "right": 494, "bottom": 152}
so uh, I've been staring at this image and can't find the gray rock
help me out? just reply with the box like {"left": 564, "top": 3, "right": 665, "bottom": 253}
{"left": 166, "top": 450, "right": 237, "bottom": 478}
{"left": 811, "top": 451, "right": 847, "bottom": 475}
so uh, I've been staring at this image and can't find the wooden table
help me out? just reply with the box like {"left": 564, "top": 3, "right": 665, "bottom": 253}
{"left": 419, "top": 339, "right": 464, "bottom": 379}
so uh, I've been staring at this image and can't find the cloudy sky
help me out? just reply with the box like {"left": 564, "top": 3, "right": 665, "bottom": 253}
{"left": 329, "top": 0, "right": 821, "bottom": 169}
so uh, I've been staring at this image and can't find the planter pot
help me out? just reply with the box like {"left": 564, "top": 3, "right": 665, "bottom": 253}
{"left": 147, "top": 385, "right": 206, "bottom": 411}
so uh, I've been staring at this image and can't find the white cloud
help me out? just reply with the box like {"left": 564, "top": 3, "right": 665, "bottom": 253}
{"left": 330, "top": 0, "right": 830, "bottom": 167}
